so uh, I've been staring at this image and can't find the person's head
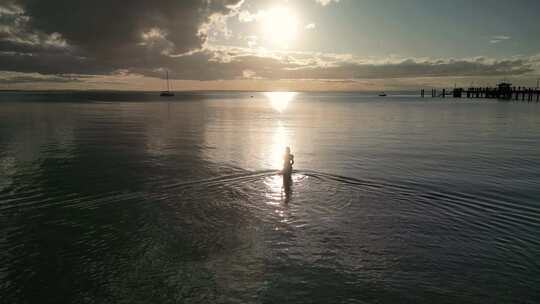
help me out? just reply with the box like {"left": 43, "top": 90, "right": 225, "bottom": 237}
{"left": 285, "top": 146, "right": 291, "bottom": 154}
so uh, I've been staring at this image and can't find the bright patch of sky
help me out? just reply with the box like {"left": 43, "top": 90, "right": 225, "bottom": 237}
{"left": 214, "top": 0, "right": 540, "bottom": 59}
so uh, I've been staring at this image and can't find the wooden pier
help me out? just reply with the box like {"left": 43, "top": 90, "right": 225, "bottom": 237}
{"left": 421, "top": 83, "right": 540, "bottom": 102}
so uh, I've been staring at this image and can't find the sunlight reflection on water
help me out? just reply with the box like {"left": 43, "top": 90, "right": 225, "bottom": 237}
{"left": 264, "top": 92, "right": 297, "bottom": 171}
{"left": 269, "top": 121, "right": 288, "bottom": 170}
{"left": 264, "top": 175, "right": 284, "bottom": 202}
{"left": 265, "top": 91, "right": 296, "bottom": 113}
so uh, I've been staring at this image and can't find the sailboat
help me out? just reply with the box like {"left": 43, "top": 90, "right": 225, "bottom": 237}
{"left": 160, "top": 70, "right": 175, "bottom": 97}
{"left": 378, "top": 85, "right": 387, "bottom": 97}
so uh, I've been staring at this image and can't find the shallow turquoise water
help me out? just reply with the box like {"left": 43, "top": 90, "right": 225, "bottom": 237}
{"left": 1, "top": 91, "right": 539, "bottom": 303}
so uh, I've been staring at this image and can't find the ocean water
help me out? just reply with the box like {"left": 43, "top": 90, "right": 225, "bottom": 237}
{"left": 1, "top": 91, "right": 539, "bottom": 303}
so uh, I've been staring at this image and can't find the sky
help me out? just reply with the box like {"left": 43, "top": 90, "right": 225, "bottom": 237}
{"left": 1, "top": 0, "right": 540, "bottom": 91}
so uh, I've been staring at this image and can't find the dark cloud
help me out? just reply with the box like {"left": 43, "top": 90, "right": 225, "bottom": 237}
{"left": 273, "top": 58, "right": 536, "bottom": 80}
{"left": 0, "top": 51, "right": 108, "bottom": 75}
{"left": 133, "top": 51, "right": 536, "bottom": 81}
{"left": 16, "top": 0, "right": 229, "bottom": 57}
{"left": 0, "top": 0, "right": 241, "bottom": 75}
{"left": 0, "top": 73, "right": 81, "bottom": 84}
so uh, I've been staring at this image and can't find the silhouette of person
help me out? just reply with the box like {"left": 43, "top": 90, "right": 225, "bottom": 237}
{"left": 282, "top": 146, "right": 294, "bottom": 198}
{"left": 282, "top": 146, "right": 294, "bottom": 177}
{"left": 283, "top": 147, "right": 294, "bottom": 174}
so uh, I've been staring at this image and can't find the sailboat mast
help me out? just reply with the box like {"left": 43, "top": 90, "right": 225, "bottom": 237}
{"left": 166, "top": 70, "right": 170, "bottom": 92}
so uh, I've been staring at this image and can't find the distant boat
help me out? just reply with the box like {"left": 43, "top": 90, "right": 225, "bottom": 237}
{"left": 160, "top": 70, "right": 175, "bottom": 97}
{"left": 160, "top": 91, "right": 175, "bottom": 97}
{"left": 378, "top": 92, "right": 387, "bottom": 97}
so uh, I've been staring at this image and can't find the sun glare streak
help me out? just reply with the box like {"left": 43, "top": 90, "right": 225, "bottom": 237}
{"left": 265, "top": 91, "right": 297, "bottom": 113}
{"left": 270, "top": 121, "right": 287, "bottom": 170}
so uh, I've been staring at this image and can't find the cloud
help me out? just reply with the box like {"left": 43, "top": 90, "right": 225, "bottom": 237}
{"left": 182, "top": 46, "right": 536, "bottom": 81}
{"left": 244, "top": 35, "right": 258, "bottom": 48}
{"left": 241, "top": 69, "right": 258, "bottom": 79}
{"left": 0, "top": 0, "right": 243, "bottom": 75}
{"left": 0, "top": 71, "right": 81, "bottom": 84}
{"left": 0, "top": 3, "right": 70, "bottom": 54}
{"left": 315, "top": 0, "right": 340, "bottom": 6}
{"left": 305, "top": 23, "right": 316, "bottom": 30}
{"left": 238, "top": 10, "right": 265, "bottom": 23}
{"left": 115, "top": 45, "right": 537, "bottom": 83}
{"left": 18, "top": 0, "right": 240, "bottom": 55}
{"left": 490, "top": 35, "right": 511, "bottom": 44}
{"left": 293, "top": 57, "right": 534, "bottom": 80}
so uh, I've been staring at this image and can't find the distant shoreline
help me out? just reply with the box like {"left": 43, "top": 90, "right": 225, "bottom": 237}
{"left": 0, "top": 89, "right": 420, "bottom": 94}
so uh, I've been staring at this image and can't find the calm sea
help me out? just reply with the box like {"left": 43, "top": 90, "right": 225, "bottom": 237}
{"left": 1, "top": 91, "right": 539, "bottom": 303}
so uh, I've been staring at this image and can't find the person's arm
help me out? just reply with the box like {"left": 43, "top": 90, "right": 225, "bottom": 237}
{"left": 291, "top": 155, "right": 295, "bottom": 165}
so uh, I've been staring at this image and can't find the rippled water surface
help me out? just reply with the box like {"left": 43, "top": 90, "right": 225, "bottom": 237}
{"left": 1, "top": 91, "right": 539, "bottom": 303}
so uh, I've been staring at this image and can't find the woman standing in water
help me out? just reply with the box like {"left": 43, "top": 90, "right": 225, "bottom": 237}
{"left": 282, "top": 146, "right": 294, "bottom": 195}
{"left": 282, "top": 146, "right": 294, "bottom": 178}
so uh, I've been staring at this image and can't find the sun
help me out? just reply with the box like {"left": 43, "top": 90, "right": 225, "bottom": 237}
{"left": 261, "top": 6, "right": 299, "bottom": 47}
